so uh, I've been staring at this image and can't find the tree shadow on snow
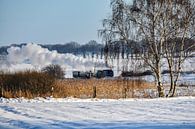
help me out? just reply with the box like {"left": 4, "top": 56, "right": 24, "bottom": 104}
{"left": 1, "top": 120, "right": 195, "bottom": 129}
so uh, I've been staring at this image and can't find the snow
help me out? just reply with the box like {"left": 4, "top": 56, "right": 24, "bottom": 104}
{"left": 0, "top": 97, "right": 195, "bottom": 129}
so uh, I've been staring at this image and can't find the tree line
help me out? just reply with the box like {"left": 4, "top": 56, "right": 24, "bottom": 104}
{"left": 0, "top": 40, "right": 104, "bottom": 57}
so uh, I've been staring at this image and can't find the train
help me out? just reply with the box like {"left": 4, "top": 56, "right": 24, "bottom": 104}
{"left": 73, "top": 69, "right": 114, "bottom": 79}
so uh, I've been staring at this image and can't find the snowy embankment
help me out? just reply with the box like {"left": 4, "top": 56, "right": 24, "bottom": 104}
{"left": 0, "top": 97, "right": 195, "bottom": 129}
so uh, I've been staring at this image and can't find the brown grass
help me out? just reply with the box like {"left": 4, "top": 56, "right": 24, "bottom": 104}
{"left": 0, "top": 71, "right": 156, "bottom": 99}
{"left": 52, "top": 78, "right": 155, "bottom": 99}
{"left": 0, "top": 71, "right": 55, "bottom": 98}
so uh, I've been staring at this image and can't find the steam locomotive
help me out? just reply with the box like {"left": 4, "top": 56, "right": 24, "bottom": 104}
{"left": 73, "top": 69, "right": 114, "bottom": 79}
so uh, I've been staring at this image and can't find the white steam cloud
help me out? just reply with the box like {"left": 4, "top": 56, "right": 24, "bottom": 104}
{"left": 4, "top": 43, "right": 106, "bottom": 77}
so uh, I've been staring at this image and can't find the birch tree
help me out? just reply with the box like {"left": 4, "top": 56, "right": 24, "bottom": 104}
{"left": 99, "top": 0, "right": 195, "bottom": 97}
{"left": 163, "top": 0, "right": 195, "bottom": 97}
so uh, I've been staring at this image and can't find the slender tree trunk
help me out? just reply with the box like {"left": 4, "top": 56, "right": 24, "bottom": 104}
{"left": 167, "top": 61, "right": 174, "bottom": 97}
{"left": 170, "top": 66, "right": 181, "bottom": 97}
{"left": 157, "top": 78, "right": 165, "bottom": 97}
{"left": 170, "top": 81, "right": 177, "bottom": 97}
{"left": 155, "top": 64, "right": 165, "bottom": 97}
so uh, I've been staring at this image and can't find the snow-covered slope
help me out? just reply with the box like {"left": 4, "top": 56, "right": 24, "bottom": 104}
{"left": 0, "top": 97, "right": 195, "bottom": 129}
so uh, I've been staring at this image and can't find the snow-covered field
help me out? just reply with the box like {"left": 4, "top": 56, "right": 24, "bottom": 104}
{"left": 0, "top": 97, "right": 195, "bottom": 129}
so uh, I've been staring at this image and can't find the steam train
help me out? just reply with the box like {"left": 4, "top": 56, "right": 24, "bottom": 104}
{"left": 73, "top": 69, "right": 114, "bottom": 79}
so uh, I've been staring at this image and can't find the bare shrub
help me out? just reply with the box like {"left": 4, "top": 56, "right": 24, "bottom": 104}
{"left": 42, "top": 64, "right": 65, "bottom": 79}
{"left": 0, "top": 71, "right": 55, "bottom": 98}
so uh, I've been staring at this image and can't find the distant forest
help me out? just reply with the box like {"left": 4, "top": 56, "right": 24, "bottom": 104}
{"left": 0, "top": 40, "right": 104, "bottom": 56}
{"left": 0, "top": 38, "right": 194, "bottom": 58}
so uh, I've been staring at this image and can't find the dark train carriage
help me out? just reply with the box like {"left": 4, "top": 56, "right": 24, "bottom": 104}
{"left": 96, "top": 69, "right": 114, "bottom": 78}
{"left": 73, "top": 71, "right": 92, "bottom": 79}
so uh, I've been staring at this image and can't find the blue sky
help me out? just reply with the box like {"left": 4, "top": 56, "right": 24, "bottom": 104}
{"left": 0, "top": 0, "right": 111, "bottom": 46}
